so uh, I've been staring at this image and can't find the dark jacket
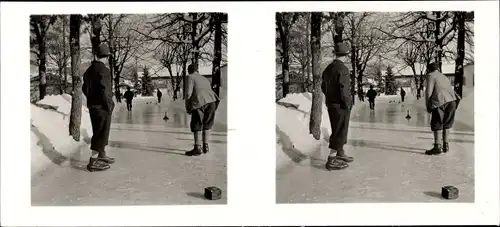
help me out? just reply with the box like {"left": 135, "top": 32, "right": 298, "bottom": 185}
{"left": 157, "top": 90, "right": 162, "bottom": 97}
{"left": 124, "top": 90, "right": 134, "bottom": 102}
{"left": 366, "top": 89, "right": 377, "bottom": 101}
{"left": 82, "top": 60, "right": 114, "bottom": 111}
{"left": 321, "top": 59, "right": 352, "bottom": 109}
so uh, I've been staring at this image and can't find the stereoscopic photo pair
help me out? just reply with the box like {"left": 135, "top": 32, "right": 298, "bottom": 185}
{"left": 30, "top": 11, "right": 474, "bottom": 206}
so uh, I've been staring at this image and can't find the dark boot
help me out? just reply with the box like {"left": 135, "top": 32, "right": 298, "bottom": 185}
{"left": 185, "top": 145, "right": 202, "bottom": 156}
{"left": 87, "top": 158, "right": 110, "bottom": 172}
{"left": 203, "top": 143, "right": 209, "bottom": 154}
{"left": 425, "top": 143, "right": 442, "bottom": 155}
{"left": 442, "top": 142, "right": 449, "bottom": 153}
{"left": 98, "top": 155, "right": 115, "bottom": 164}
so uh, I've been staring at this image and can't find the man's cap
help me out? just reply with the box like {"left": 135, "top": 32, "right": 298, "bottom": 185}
{"left": 335, "top": 42, "right": 349, "bottom": 56}
{"left": 187, "top": 64, "right": 198, "bottom": 73}
{"left": 427, "top": 62, "right": 440, "bottom": 72}
{"left": 96, "top": 43, "right": 110, "bottom": 57}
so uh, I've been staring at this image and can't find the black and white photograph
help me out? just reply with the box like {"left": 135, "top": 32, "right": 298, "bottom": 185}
{"left": 276, "top": 11, "right": 475, "bottom": 203}
{"left": 30, "top": 13, "right": 228, "bottom": 205}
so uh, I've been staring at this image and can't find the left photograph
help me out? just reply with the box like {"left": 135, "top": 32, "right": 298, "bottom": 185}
{"left": 30, "top": 13, "right": 228, "bottom": 205}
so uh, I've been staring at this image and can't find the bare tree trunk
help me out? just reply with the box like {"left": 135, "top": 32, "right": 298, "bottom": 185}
{"left": 38, "top": 23, "right": 48, "bottom": 100}
{"left": 305, "top": 13, "right": 311, "bottom": 92}
{"left": 182, "top": 60, "right": 188, "bottom": 99}
{"left": 211, "top": 13, "right": 222, "bottom": 97}
{"left": 454, "top": 12, "right": 465, "bottom": 97}
{"left": 282, "top": 38, "right": 290, "bottom": 98}
{"left": 63, "top": 15, "right": 68, "bottom": 93}
{"left": 309, "top": 12, "right": 322, "bottom": 140}
{"left": 69, "top": 15, "right": 82, "bottom": 141}
{"left": 190, "top": 13, "right": 200, "bottom": 66}
{"left": 433, "top": 11, "right": 443, "bottom": 71}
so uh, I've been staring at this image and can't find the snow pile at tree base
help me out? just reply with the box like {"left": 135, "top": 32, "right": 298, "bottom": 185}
{"left": 276, "top": 93, "right": 363, "bottom": 170}
{"left": 31, "top": 95, "right": 93, "bottom": 176}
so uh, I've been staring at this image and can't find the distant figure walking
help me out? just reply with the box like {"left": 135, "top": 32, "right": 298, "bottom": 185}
{"left": 366, "top": 85, "right": 378, "bottom": 110}
{"left": 124, "top": 87, "right": 134, "bottom": 111}
{"left": 424, "top": 62, "right": 461, "bottom": 155}
{"left": 321, "top": 42, "right": 353, "bottom": 171}
{"left": 400, "top": 87, "right": 406, "bottom": 102}
{"left": 184, "top": 64, "right": 220, "bottom": 156}
{"left": 157, "top": 88, "right": 163, "bottom": 103}
{"left": 82, "top": 43, "right": 115, "bottom": 172}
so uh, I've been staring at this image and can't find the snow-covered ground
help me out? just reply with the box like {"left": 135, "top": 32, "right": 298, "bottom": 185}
{"left": 31, "top": 95, "right": 94, "bottom": 176}
{"left": 276, "top": 87, "right": 474, "bottom": 170}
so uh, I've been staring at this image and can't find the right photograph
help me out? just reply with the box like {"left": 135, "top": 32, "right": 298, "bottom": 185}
{"left": 276, "top": 11, "right": 474, "bottom": 203}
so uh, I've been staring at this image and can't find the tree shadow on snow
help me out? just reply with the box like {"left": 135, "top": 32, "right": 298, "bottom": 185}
{"left": 107, "top": 140, "right": 188, "bottom": 156}
{"left": 176, "top": 138, "right": 226, "bottom": 144}
{"left": 31, "top": 124, "right": 69, "bottom": 165}
{"left": 348, "top": 139, "right": 426, "bottom": 155}
{"left": 276, "top": 125, "right": 309, "bottom": 164}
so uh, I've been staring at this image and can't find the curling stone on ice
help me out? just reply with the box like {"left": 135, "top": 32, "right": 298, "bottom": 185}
{"left": 163, "top": 112, "right": 169, "bottom": 120}
{"left": 441, "top": 185, "right": 459, "bottom": 199}
{"left": 204, "top": 186, "right": 222, "bottom": 200}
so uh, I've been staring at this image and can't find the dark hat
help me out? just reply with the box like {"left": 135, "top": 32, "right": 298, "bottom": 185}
{"left": 427, "top": 62, "right": 439, "bottom": 72}
{"left": 96, "top": 43, "right": 110, "bottom": 57}
{"left": 187, "top": 64, "right": 198, "bottom": 74}
{"left": 335, "top": 42, "right": 349, "bottom": 56}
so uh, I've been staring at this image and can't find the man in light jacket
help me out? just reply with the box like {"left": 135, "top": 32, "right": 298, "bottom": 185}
{"left": 184, "top": 64, "right": 220, "bottom": 156}
{"left": 424, "top": 62, "right": 461, "bottom": 155}
{"left": 321, "top": 42, "right": 353, "bottom": 171}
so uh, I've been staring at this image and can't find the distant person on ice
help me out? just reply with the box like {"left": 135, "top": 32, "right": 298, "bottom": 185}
{"left": 82, "top": 43, "right": 115, "bottom": 172}
{"left": 424, "top": 62, "right": 461, "bottom": 155}
{"left": 366, "top": 85, "right": 377, "bottom": 110}
{"left": 321, "top": 42, "right": 353, "bottom": 170}
{"left": 184, "top": 64, "right": 220, "bottom": 156}
{"left": 157, "top": 88, "right": 163, "bottom": 103}
{"left": 124, "top": 87, "right": 134, "bottom": 111}
{"left": 400, "top": 87, "right": 406, "bottom": 102}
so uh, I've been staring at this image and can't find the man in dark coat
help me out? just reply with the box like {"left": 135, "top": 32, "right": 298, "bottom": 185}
{"left": 321, "top": 42, "right": 353, "bottom": 171}
{"left": 82, "top": 43, "right": 115, "bottom": 172}
{"left": 157, "top": 88, "right": 163, "bottom": 103}
{"left": 366, "top": 85, "right": 377, "bottom": 110}
{"left": 123, "top": 87, "right": 134, "bottom": 111}
{"left": 400, "top": 87, "right": 406, "bottom": 102}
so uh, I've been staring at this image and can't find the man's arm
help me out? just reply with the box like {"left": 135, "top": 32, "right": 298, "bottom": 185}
{"left": 338, "top": 70, "right": 352, "bottom": 109}
{"left": 99, "top": 71, "right": 113, "bottom": 111}
{"left": 185, "top": 75, "right": 194, "bottom": 112}
{"left": 425, "top": 74, "right": 435, "bottom": 112}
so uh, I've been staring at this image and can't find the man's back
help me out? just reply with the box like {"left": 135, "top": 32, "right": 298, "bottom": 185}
{"left": 186, "top": 73, "right": 219, "bottom": 110}
{"left": 367, "top": 89, "right": 377, "bottom": 100}
{"left": 322, "top": 59, "right": 352, "bottom": 108}
{"left": 124, "top": 91, "right": 134, "bottom": 100}
{"left": 426, "top": 71, "right": 458, "bottom": 109}
{"left": 83, "top": 61, "right": 113, "bottom": 108}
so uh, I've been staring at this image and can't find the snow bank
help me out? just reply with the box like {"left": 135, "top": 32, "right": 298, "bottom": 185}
{"left": 276, "top": 93, "right": 364, "bottom": 170}
{"left": 31, "top": 95, "right": 93, "bottom": 176}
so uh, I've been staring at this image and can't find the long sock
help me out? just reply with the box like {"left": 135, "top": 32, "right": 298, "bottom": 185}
{"left": 202, "top": 130, "right": 210, "bottom": 144}
{"left": 91, "top": 149, "right": 99, "bottom": 158}
{"left": 434, "top": 130, "right": 442, "bottom": 146}
{"left": 193, "top": 131, "right": 202, "bottom": 146}
{"left": 329, "top": 149, "right": 337, "bottom": 157}
{"left": 443, "top": 129, "right": 449, "bottom": 144}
